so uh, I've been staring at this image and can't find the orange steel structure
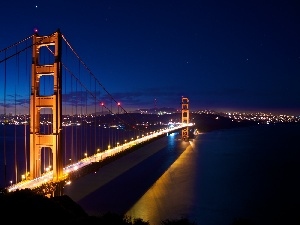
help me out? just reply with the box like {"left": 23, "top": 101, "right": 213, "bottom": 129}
{"left": 181, "top": 97, "right": 189, "bottom": 141}
{"left": 29, "top": 30, "right": 63, "bottom": 182}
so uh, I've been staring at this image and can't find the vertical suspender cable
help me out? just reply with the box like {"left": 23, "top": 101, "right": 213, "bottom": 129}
{"left": 3, "top": 49, "right": 7, "bottom": 186}
{"left": 71, "top": 66, "right": 74, "bottom": 164}
{"left": 88, "top": 74, "right": 92, "bottom": 155}
{"left": 102, "top": 104, "right": 103, "bottom": 151}
{"left": 109, "top": 98, "right": 112, "bottom": 148}
{"left": 94, "top": 75, "right": 97, "bottom": 153}
{"left": 85, "top": 89, "right": 88, "bottom": 155}
{"left": 14, "top": 45, "right": 19, "bottom": 184}
{"left": 75, "top": 70, "right": 78, "bottom": 161}
{"left": 79, "top": 62, "right": 83, "bottom": 159}
{"left": 77, "top": 61, "right": 80, "bottom": 160}
{"left": 25, "top": 40, "right": 29, "bottom": 180}
{"left": 63, "top": 42, "right": 67, "bottom": 167}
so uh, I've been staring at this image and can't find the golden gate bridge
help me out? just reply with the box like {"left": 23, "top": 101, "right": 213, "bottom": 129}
{"left": 0, "top": 30, "right": 191, "bottom": 192}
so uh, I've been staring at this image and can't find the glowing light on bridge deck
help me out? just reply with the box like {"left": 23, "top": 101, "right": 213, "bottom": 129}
{"left": 6, "top": 123, "right": 189, "bottom": 192}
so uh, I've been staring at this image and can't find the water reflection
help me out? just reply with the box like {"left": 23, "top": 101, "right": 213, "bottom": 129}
{"left": 125, "top": 139, "right": 198, "bottom": 225}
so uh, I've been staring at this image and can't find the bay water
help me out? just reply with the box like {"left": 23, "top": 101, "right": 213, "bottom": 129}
{"left": 69, "top": 123, "right": 300, "bottom": 225}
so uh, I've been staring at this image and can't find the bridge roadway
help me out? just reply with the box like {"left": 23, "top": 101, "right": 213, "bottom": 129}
{"left": 6, "top": 123, "right": 191, "bottom": 192}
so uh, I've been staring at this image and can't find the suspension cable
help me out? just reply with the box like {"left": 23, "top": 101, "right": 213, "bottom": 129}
{"left": 0, "top": 35, "right": 33, "bottom": 53}
{"left": 47, "top": 36, "right": 146, "bottom": 135}
{"left": 41, "top": 31, "right": 150, "bottom": 155}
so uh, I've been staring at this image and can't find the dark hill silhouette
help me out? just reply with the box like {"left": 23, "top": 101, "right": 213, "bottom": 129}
{"left": 0, "top": 189, "right": 197, "bottom": 224}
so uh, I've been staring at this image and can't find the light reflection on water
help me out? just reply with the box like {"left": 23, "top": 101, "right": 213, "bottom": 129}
{"left": 125, "top": 139, "right": 198, "bottom": 225}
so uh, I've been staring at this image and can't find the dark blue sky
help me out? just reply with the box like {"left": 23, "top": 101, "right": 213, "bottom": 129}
{"left": 1, "top": 0, "right": 300, "bottom": 115}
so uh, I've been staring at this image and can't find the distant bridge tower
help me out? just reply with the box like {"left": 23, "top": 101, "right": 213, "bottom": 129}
{"left": 29, "top": 30, "right": 63, "bottom": 182}
{"left": 181, "top": 97, "right": 189, "bottom": 141}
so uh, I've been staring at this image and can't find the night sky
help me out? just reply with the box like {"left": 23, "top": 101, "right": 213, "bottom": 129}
{"left": 0, "top": 1, "right": 299, "bottom": 115}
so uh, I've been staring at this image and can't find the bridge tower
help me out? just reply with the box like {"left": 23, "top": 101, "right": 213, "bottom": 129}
{"left": 29, "top": 30, "right": 64, "bottom": 182}
{"left": 181, "top": 97, "right": 189, "bottom": 141}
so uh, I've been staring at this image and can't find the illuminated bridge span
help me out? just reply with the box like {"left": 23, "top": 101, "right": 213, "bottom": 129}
{"left": 0, "top": 30, "right": 192, "bottom": 192}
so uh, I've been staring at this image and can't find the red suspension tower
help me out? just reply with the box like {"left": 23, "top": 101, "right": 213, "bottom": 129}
{"left": 181, "top": 97, "right": 189, "bottom": 141}
{"left": 29, "top": 30, "right": 64, "bottom": 182}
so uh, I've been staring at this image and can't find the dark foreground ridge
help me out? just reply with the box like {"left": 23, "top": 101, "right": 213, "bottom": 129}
{"left": 0, "top": 188, "right": 254, "bottom": 225}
